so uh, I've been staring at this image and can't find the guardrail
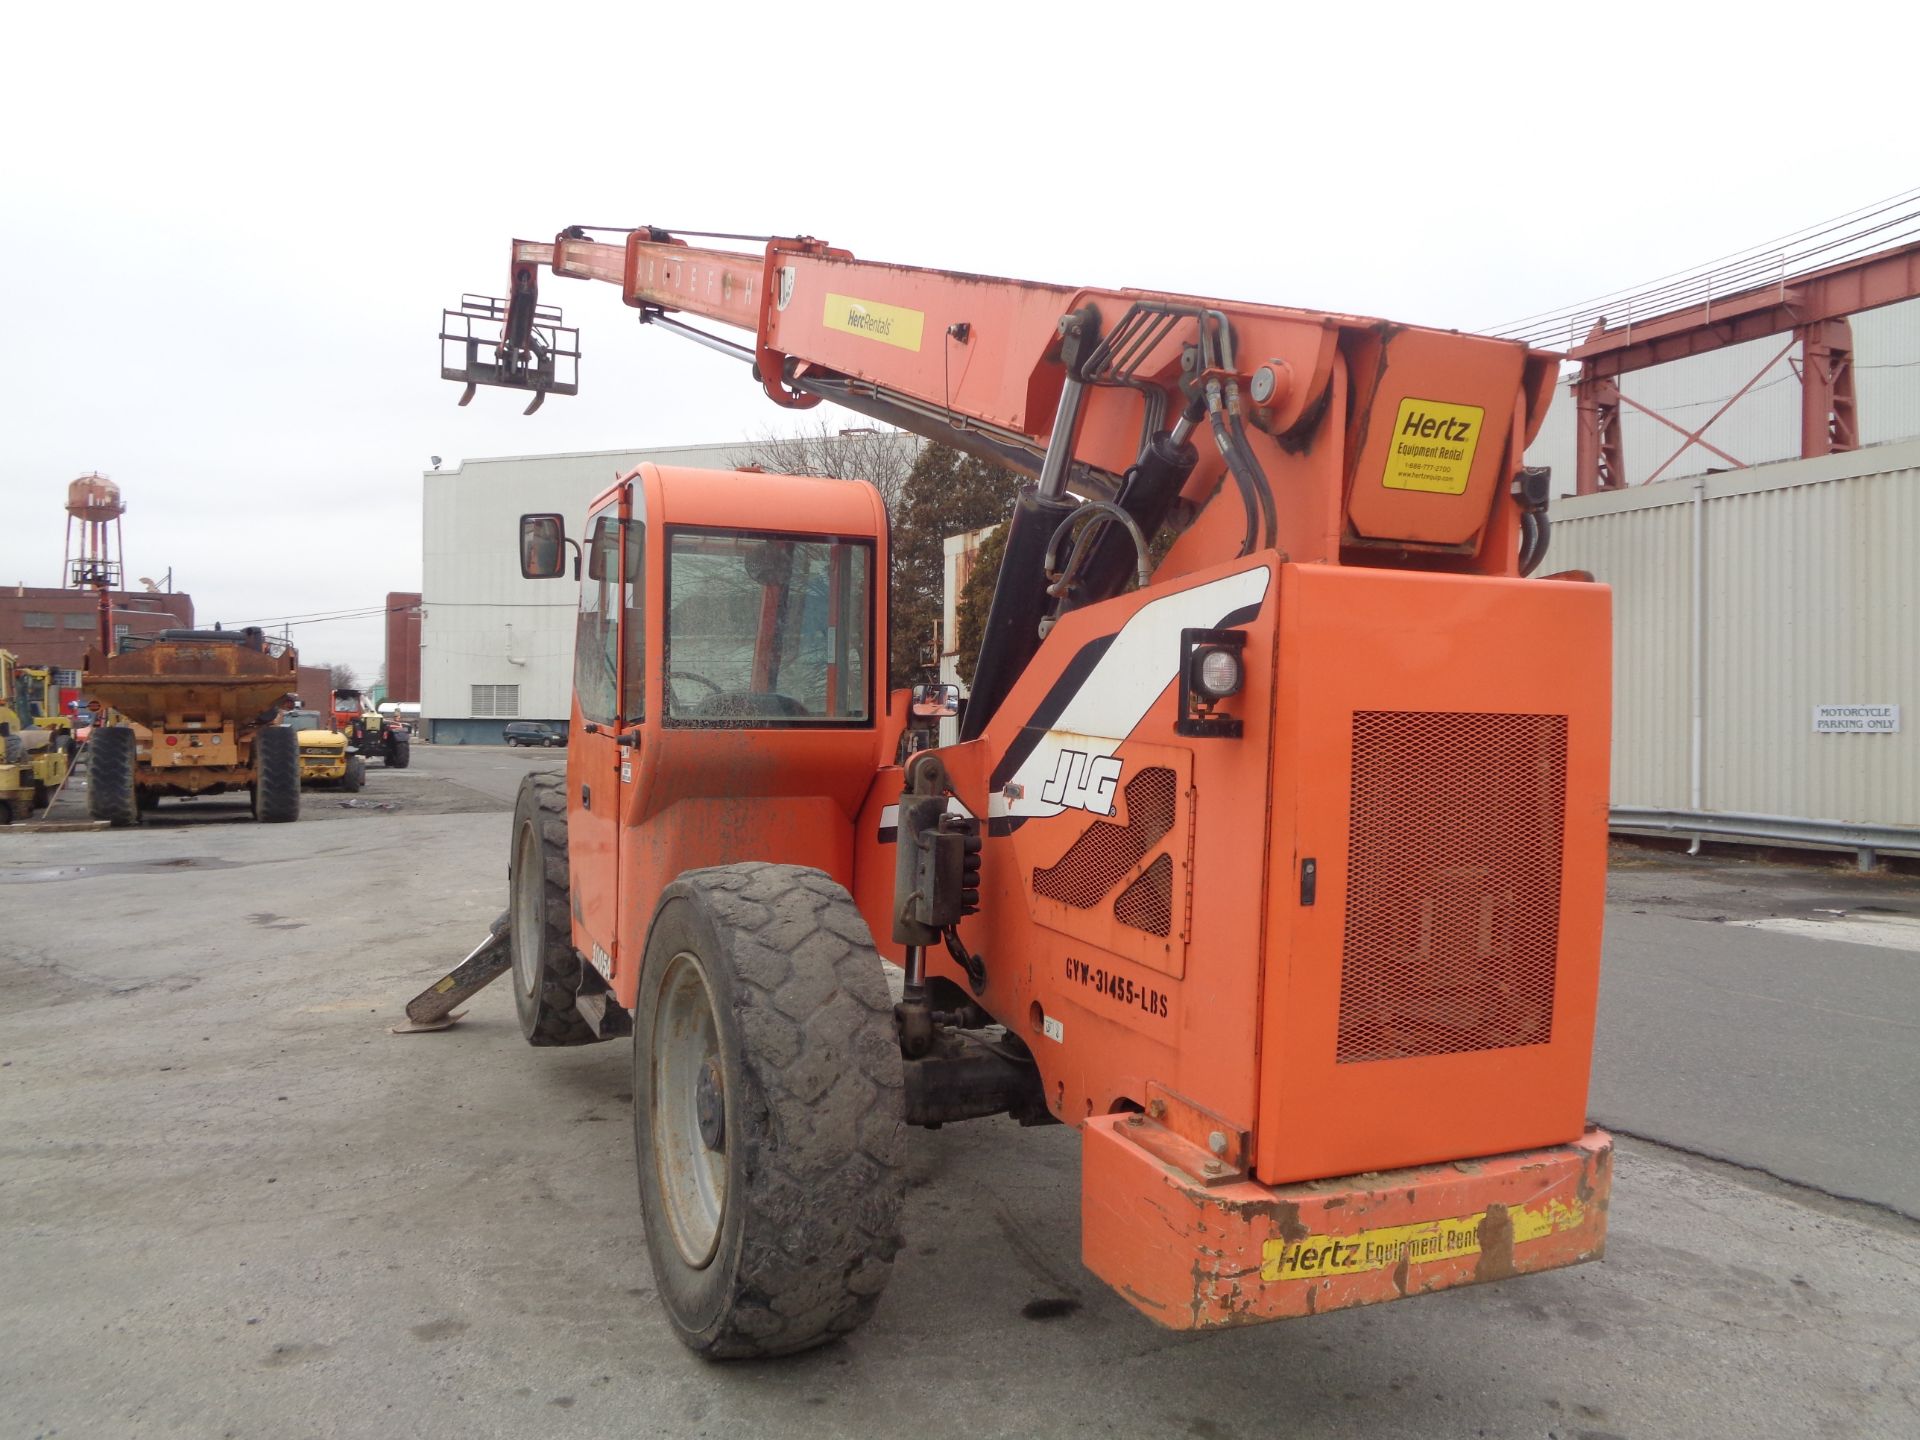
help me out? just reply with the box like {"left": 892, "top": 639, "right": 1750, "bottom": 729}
{"left": 1612, "top": 806, "right": 1920, "bottom": 870}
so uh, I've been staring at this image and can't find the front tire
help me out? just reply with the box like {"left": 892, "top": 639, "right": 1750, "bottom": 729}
{"left": 342, "top": 754, "right": 367, "bottom": 792}
{"left": 633, "top": 863, "right": 906, "bottom": 1359}
{"left": 87, "top": 725, "right": 140, "bottom": 826}
{"left": 385, "top": 735, "right": 410, "bottom": 769}
{"left": 507, "top": 772, "right": 599, "bottom": 1046}
{"left": 251, "top": 726, "right": 301, "bottom": 822}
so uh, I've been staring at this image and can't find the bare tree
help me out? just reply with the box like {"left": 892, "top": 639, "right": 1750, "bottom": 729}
{"left": 729, "top": 421, "right": 921, "bottom": 515}
{"left": 329, "top": 662, "right": 359, "bottom": 693}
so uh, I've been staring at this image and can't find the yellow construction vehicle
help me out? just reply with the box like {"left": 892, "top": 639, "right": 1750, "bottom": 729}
{"left": 82, "top": 627, "right": 302, "bottom": 825}
{"left": 0, "top": 649, "right": 72, "bottom": 823}
{"left": 283, "top": 709, "right": 365, "bottom": 791}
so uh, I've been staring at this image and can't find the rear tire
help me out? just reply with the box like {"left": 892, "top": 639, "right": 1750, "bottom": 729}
{"left": 251, "top": 726, "right": 301, "bottom": 823}
{"left": 508, "top": 771, "right": 599, "bottom": 1046}
{"left": 633, "top": 863, "right": 906, "bottom": 1359}
{"left": 385, "top": 735, "right": 410, "bottom": 769}
{"left": 342, "top": 755, "right": 366, "bottom": 793}
{"left": 87, "top": 725, "right": 140, "bottom": 827}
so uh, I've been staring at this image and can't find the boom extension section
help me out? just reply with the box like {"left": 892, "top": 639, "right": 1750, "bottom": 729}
{"left": 444, "top": 224, "right": 1555, "bottom": 552}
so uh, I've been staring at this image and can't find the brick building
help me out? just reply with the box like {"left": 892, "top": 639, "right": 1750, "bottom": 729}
{"left": 385, "top": 592, "right": 421, "bottom": 703}
{"left": 295, "top": 665, "right": 334, "bottom": 712}
{"left": 0, "top": 585, "right": 195, "bottom": 680}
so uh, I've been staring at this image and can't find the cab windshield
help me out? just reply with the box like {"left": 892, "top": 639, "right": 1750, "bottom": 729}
{"left": 664, "top": 529, "right": 873, "bottom": 726}
{"left": 283, "top": 712, "right": 326, "bottom": 732}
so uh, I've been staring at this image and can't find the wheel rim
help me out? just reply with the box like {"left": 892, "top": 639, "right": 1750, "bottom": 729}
{"left": 510, "top": 821, "right": 542, "bottom": 1000}
{"left": 651, "top": 950, "right": 728, "bottom": 1268}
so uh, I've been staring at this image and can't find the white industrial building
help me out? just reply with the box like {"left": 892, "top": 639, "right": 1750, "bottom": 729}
{"left": 420, "top": 436, "right": 917, "bottom": 744}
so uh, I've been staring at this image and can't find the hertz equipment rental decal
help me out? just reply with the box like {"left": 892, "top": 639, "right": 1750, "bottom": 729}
{"left": 1383, "top": 397, "right": 1484, "bottom": 495}
{"left": 823, "top": 293, "right": 925, "bottom": 352}
{"left": 1260, "top": 1197, "right": 1585, "bottom": 1282}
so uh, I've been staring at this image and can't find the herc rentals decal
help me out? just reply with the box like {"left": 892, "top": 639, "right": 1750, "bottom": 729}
{"left": 986, "top": 566, "right": 1270, "bottom": 832}
{"left": 823, "top": 293, "right": 925, "bottom": 351}
{"left": 1382, "top": 397, "right": 1484, "bottom": 495}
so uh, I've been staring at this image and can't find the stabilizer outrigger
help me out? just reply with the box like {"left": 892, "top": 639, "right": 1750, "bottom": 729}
{"left": 392, "top": 911, "right": 511, "bottom": 1033}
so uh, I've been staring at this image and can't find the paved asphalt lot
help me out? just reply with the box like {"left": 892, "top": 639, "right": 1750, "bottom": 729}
{"left": 2, "top": 746, "right": 1916, "bottom": 1439}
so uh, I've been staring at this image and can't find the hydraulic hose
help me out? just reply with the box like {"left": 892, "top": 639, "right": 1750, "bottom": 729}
{"left": 1519, "top": 509, "right": 1551, "bottom": 575}
{"left": 1043, "top": 501, "right": 1155, "bottom": 601}
{"left": 1206, "top": 379, "right": 1277, "bottom": 556}
{"left": 1227, "top": 407, "right": 1278, "bottom": 548}
{"left": 1512, "top": 468, "right": 1554, "bottom": 576}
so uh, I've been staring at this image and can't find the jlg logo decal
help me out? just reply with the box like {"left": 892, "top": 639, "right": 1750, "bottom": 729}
{"left": 1039, "top": 748, "right": 1122, "bottom": 816}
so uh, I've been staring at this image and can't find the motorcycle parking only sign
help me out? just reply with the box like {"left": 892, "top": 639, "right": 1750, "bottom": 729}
{"left": 1812, "top": 704, "right": 1901, "bottom": 734}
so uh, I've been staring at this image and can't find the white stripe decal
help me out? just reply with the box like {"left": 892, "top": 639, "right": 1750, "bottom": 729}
{"left": 989, "top": 566, "right": 1270, "bottom": 823}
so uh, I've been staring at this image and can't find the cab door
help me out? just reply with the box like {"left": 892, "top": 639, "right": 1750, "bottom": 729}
{"left": 565, "top": 497, "right": 629, "bottom": 976}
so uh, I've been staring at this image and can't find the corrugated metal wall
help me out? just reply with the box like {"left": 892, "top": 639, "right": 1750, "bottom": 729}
{"left": 1547, "top": 441, "right": 1920, "bottom": 829}
{"left": 1550, "top": 496, "right": 1691, "bottom": 809}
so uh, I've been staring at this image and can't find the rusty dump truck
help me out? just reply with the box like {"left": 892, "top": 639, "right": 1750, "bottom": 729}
{"left": 82, "top": 627, "right": 302, "bottom": 825}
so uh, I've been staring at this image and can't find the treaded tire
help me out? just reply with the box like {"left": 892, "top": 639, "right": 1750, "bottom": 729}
{"left": 87, "top": 725, "right": 140, "bottom": 826}
{"left": 2, "top": 733, "right": 24, "bottom": 766}
{"left": 385, "top": 736, "right": 410, "bottom": 769}
{"left": 342, "top": 755, "right": 367, "bottom": 792}
{"left": 633, "top": 862, "right": 906, "bottom": 1359}
{"left": 251, "top": 726, "right": 301, "bottom": 822}
{"left": 508, "top": 771, "right": 599, "bottom": 1047}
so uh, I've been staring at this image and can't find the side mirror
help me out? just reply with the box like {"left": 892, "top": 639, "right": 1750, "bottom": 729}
{"left": 519, "top": 513, "right": 570, "bottom": 579}
{"left": 910, "top": 682, "right": 961, "bottom": 719}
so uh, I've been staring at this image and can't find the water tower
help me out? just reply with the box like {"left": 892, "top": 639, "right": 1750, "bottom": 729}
{"left": 65, "top": 473, "right": 126, "bottom": 590}
{"left": 65, "top": 473, "right": 126, "bottom": 654}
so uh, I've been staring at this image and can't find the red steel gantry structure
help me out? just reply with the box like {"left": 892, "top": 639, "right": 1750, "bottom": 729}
{"left": 1565, "top": 236, "right": 1920, "bottom": 495}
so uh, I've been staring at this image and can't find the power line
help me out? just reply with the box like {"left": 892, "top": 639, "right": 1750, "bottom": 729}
{"left": 1486, "top": 186, "right": 1920, "bottom": 346}
{"left": 221, "top": 599, "right": 574, "bottom": 631}
{"left": 1490, "top": 186, "right": 1920, "bottom": 332}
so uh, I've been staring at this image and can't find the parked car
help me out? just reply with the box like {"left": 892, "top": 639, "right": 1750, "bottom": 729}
{"left": 504, "top": 721, "right": 567, "bottom": 748}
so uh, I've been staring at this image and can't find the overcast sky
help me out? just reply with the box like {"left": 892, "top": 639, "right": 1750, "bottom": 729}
{"left": 1, "top": 1, "right": 1908, "bottom": 680}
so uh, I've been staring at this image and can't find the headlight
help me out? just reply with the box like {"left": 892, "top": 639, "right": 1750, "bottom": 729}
{"left": 1193, "top": 646, "right": 1243, "bottom": 700}
{"left": 1176, "top": 627, "right": 1249, "bottom": 740}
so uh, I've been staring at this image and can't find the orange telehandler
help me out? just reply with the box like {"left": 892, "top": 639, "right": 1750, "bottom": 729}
{"left": 433, "top": 224, "right": 1612, "bottom": 1357}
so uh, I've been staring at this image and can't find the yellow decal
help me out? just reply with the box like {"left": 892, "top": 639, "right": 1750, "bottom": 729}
{"left": 1382, "top": 397, "right": 1485, "bottom": 495}
{"left": 1259, "top": 1198, "right": 1585, "bottom": 1282}
{"left": 823, "top": 293, "right": 925, "bottom": 352}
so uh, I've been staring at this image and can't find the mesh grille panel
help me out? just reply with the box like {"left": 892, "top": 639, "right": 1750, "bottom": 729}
{"left": 1337, "top": 711, "right": 1566, "bottom": 1064}
{"left": 1113, "top": 853, "right": 1174, "bottom": 936}
{"left": 1033, "top": 766, "right": 1177, "bottom": 909}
